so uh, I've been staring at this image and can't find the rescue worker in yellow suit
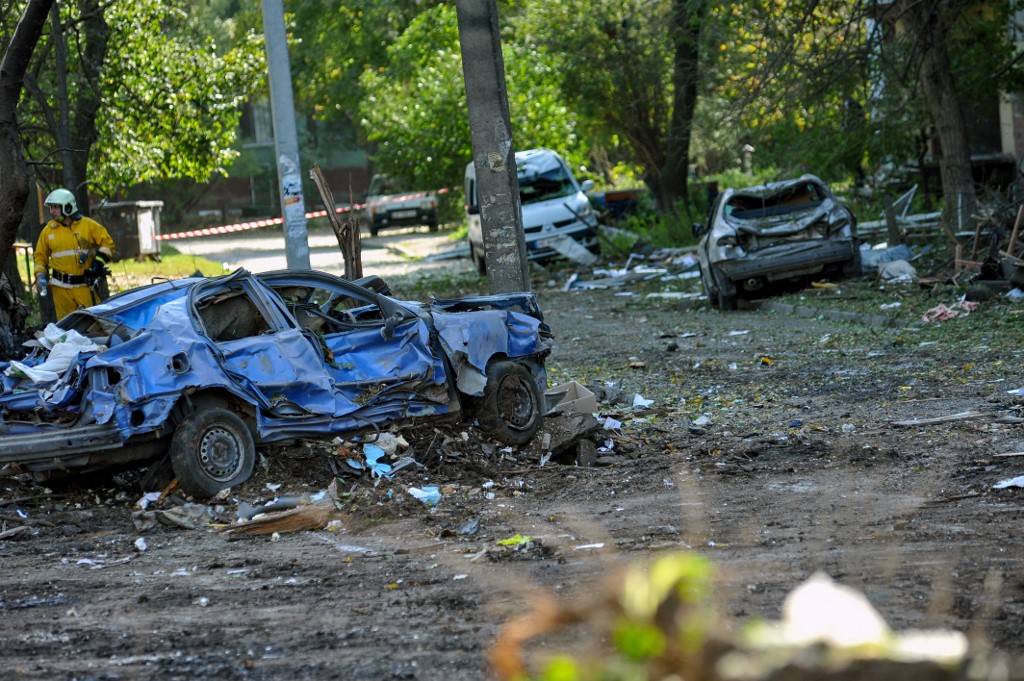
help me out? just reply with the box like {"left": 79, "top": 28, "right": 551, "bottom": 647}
{"left": 32, "top": 188, "right": 116, "bottom": 319}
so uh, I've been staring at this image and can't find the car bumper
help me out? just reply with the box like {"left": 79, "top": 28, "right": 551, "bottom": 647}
{"left": 715, "top": 238, "right": 858, "bottom": 282}
{"left": 373, "top": 208, "right": 437, "bottom": 229}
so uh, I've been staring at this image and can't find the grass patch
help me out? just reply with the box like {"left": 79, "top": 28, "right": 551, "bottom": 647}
{"left": 16, "top": 244, "right": 227, "bottom": 327}
{"left": 764, "top": 276, "right": 1023, "bottom": 368}
{"left": 17, "top": 243, "right": 227, "bottom": 295}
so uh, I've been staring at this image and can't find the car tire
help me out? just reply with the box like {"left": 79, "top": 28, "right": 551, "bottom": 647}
{"left": 711, "top": 269, "right": 737, "bottom": 310}
{"left": 369, "top": 222, "right": 380, "bottom": 237}
{"left": 170, "top": 408, "right": 255, "bottom": 498}
{"left": 427, "top": 220, "right": 439, "bottom": 232}
{"left": 841, "top": 248, "right": 862, "bottom": 279}
{"left": 476, "top": 361, "right": 543, "bottom": 446}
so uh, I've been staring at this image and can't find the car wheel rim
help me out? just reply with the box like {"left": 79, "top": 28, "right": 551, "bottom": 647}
{"left": 496, "top": 375, "right": 534, "bottom": 431}
{"left": 197, "top": 426, "right": 243, "bottom": 481}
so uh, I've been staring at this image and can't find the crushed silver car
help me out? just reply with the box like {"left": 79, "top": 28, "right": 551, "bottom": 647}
{"left": 694, "top": 175, "right": 860, "bottom": 309}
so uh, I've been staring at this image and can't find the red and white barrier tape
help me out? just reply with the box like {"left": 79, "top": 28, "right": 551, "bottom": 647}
{"left": 157, "top": 185, "right": 456, "bottom": 242}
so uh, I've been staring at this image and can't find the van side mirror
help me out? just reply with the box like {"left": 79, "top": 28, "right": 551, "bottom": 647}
{"left": 580, "top": 179, "right": 594, "bottom": 192}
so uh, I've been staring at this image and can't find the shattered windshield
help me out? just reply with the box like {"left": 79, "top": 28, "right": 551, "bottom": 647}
{"left": 518, "top": 160, "right": 576, "bottom": 206}
{"left": 725, "top": 181, "right": 827, "bottom": 221}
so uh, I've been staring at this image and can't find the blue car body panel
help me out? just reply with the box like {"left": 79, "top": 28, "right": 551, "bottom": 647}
{"left": 0, "top": 269, "right": 551, "bottom": 469}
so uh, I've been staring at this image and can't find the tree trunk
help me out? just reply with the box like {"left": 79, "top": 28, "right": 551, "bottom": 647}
{"left": 70, "top": 0, "right": 111, "bottom": 212}
{"left": 660, "top": 0, "right": 705, "bottom": 216}
{"left": 903, "top": 1, "right": 976, "bottom": 235}
{"left": 45, "top": 0, "right": 110, "bottom": 212}
{"left": 0, "top": 0, "right": 55, "bottom": 356}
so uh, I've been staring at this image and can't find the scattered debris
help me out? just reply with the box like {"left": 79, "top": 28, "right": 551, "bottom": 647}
{"left": 993, "top": 475, "right": 1024, "bottom": 489}
{"left": 0, "top": 525, "right": 30, "bottom": 541}
{"left": 890, "top": 410, "right": 988, "bottom": 426}
{"left": 496, "top": 533, "right": 533, "bottom": 546}
{"left": 562, "top": 249, "right": 699, "bottom": 292}
{"left": 407, "top": 486, "right": 441, "bottom": 506}
{"left": 878, "top": 259, "right": 917, "bottom": 283}
{"left": 220, "top": 482, "right": 341, "bottom": 537}
{"left": 922, "top": 299, "right": 979, "bottom": 323}
{"left": 541, "top": 235, "right": 599, "bottom": 265}
{"left": 632, "top": 394, "right": 654, "bottom": 409}
{"left": 546, "top": 382, "right": 597, "bottom": 415}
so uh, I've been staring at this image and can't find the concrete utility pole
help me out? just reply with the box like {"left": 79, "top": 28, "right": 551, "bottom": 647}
{"left": 261, "top": 0, "right": 310, "bottom": 270}
{"left": 455, "top": 0, "right": 530, "bottom": 294}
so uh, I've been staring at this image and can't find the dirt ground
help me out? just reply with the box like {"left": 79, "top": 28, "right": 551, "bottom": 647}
{"left": 2, "top": 271, "right": 1024, "bottom": 680}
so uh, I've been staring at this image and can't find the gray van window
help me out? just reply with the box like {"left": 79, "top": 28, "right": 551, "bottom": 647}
{"left": 518, "top": 161, "right": 575, "bottom": 205}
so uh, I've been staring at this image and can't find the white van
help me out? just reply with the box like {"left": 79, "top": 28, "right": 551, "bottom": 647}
{"left": 465, "top": 148, "right": 598, "bottom": 274}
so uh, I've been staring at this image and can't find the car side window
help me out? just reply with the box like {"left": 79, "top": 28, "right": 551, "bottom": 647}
{"left": 274, "top": 284, "right": 386, "bottom": 334}
{"left": 196, "top": 287, "right": 272, "bottom": 342}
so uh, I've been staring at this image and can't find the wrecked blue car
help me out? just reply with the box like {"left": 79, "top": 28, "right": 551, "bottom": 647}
{"left": 0, "top": 269, "right": 552, "bottom": 497}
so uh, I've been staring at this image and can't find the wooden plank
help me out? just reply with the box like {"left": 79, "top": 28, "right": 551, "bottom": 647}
{"left": 890, "top": 410, "right": 988, "bottom": 427}
{"left": 1008, "top": 204, "right": 1024, "bottom": 259}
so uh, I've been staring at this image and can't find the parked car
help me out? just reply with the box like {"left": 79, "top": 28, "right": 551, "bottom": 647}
{"left": 364, "top": 174, "right": 439, "bottom": 236}
{"left": 0, "top": 269, "right": 552, "bottom": 497}
{"left": 694, "top": 174, "right": 860, "bottom": 309}
{"left": 465, "top": 148, "right": 599, "bottom": 274}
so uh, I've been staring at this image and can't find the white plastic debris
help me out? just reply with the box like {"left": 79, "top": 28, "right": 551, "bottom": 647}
{"left": 993, "top": 475, "right": 1024, "bottom": 489}
{"left": 632, "top": 394, "right": 654, "bottom": 409}
{"left": 407, "top": 486, "right": 441, "bottom": 506}
{"left": 136, "top": 492, "right": 162, "bottom": 510}
{"left": 374, "top": 432, "right": 407, "bottom": 455}
{"left": 134, "top": 537, "right": 148, "bottom": 553}
{"left": 603, "top": 417, "right": 622, "bottom": 430}
{"left": 538, "top": 234, "right": 599, "bottom": 265}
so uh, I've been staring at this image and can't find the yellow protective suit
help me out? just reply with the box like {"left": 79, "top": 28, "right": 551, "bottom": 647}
{"left": 33, "top": 216, "right": 116, "bottom": 319}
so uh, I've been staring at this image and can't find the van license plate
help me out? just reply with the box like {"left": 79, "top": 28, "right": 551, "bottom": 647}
{"left": 393, "top": 210, "right": 416, "bottom": 218}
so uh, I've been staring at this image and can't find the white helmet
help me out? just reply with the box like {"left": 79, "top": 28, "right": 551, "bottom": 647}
{"left": 44, "top": 188, "right": 78, "bottom": 216}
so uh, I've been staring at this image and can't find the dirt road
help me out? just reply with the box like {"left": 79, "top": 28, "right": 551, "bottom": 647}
{"left": 2, "top": 260, "right": 1023, "bottom": 679}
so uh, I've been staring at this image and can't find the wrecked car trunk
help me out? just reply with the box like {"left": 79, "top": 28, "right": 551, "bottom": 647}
{"left": 695, "top": 174, "right": 860, "bottom": 309}
{"left": 0, "top": 269, "right": 552, "bottom": 497}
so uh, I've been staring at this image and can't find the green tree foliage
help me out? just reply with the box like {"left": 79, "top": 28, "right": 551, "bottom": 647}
{"left": 356, "top": 4, "right": 584, "bottom": 191}
{"left": 15, "top": 0, "right": 265, "bottom": 199}
{"left": 702, "top": 1, "right": 871, "bottom": 181}
{"left": 515, "top": 0, "right": 675, "bottom": 190}
{"left": 289, "top": 0, "right": 442, "bottom": 133}
{"left": 96, "top": 0, "right": 266, "bottom": 187}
